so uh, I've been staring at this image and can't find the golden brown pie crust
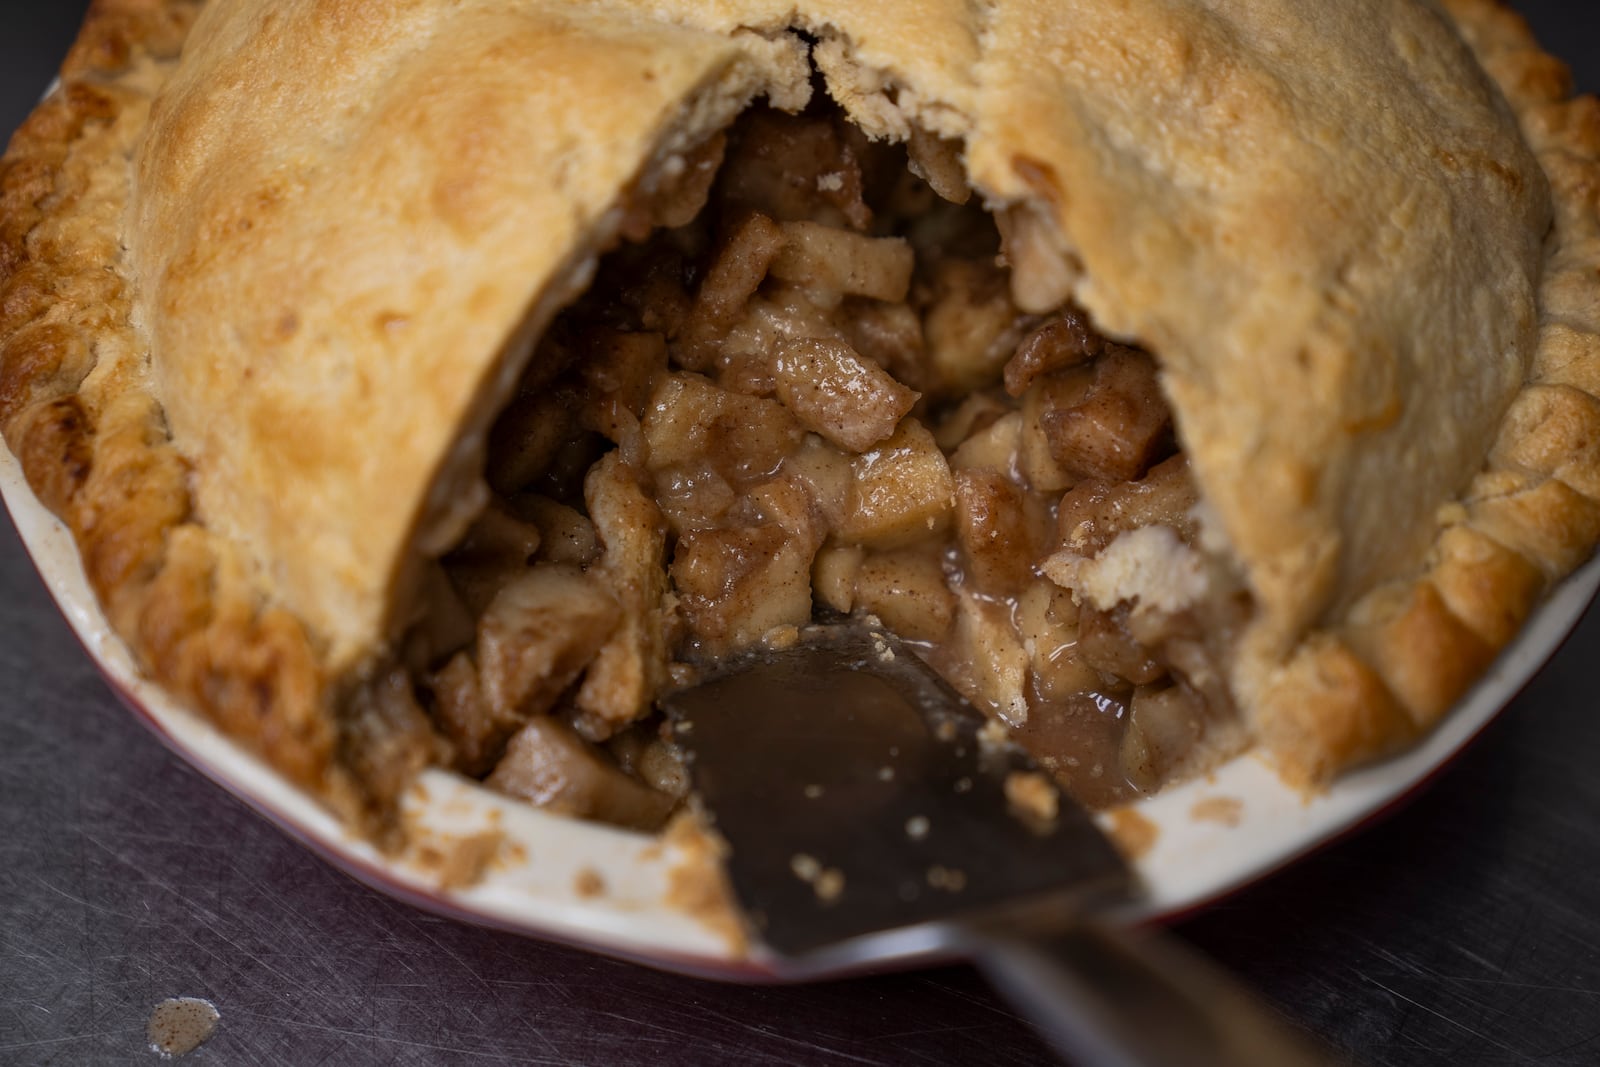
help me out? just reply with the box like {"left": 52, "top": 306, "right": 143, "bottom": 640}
{"left": 4, "top": 0, "right": 1600, "bottom": 822}
{"left": 0, "top": 0, "right": 348, "bottom": 814}
{"left": 1256, "top": 0, "right": 1600, "bottom": 783}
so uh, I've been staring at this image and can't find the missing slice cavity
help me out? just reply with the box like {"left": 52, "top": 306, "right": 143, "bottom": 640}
{"left": 352, "top": 96, "right": 1253, "bottom": 826}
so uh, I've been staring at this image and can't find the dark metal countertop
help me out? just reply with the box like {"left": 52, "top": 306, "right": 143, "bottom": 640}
{"left": 3, "top": 5, "right": 1598, "bottom": 1064}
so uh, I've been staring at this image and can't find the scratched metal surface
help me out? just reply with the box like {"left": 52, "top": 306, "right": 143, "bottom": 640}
{"left": 3, "top": 4, "right": 1599, "bottom": 1064}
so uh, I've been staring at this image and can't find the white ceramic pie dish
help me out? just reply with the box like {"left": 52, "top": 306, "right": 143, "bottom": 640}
{"left": 6, "top": 432, "right": 1598, "bottom": 978}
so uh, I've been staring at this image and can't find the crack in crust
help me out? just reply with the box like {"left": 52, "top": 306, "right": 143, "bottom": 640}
{"left": 3, "top": 0, "right": 1600, "bottom": 817}
{"left": 0, "top": 0, "right": 355, "bottom": 819}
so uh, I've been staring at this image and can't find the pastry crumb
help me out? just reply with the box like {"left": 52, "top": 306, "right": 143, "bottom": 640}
{"left": 977, "top": 719, "right": 1011, "bottom": 756}
{"left": 573, "top": 867, "right": 607, "bottom": 898}
{"left": 662, "top": 814, "right": 747, "bottom": 953}
{"left": 1190, "top": 795, "right": 1243, "bottom": 827}
{"left": 1107, "top": 807, "right": 1159, "bottom": 860}
{"left": 762, "top": 623, "right": 801, "bottom": 649}
{"left": 790, "top": 853, "right": 845, "bottom": 902}
{"left": 408, "top": 829, "right": 506, "bottom": 890}
{"left": 1004, "top": 770, "right": 1061, "bottom": 827}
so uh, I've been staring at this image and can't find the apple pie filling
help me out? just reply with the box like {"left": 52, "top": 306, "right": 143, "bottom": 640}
{"left": 379, "top": 104, "right": 1253, "bottom": 826}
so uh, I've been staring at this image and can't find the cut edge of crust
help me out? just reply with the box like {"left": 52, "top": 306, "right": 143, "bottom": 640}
{"left": 4, "top": 0, "right": 1600, "bottom": 813}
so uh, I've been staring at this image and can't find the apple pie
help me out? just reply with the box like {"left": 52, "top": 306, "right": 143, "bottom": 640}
{"left": 4, "top": 0, "right": 1599, "bottom": 838}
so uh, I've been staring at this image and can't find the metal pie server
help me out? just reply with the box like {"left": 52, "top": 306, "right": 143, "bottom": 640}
{"left": 662, "top": 624, "right": 1340, "bottom": 1067}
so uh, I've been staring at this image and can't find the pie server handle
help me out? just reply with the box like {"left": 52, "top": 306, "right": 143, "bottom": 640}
{"left": 969, "top": 921, "right": 1345, "bottom": 1067}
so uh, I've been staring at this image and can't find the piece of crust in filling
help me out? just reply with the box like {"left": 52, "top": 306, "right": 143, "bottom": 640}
{"left": 3, "top": 0, "right": 1600, "bottom": 839}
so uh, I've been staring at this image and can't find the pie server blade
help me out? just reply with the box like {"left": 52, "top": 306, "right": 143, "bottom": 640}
{"left": 663, "top": 623, "right": 1342, "bottom": 1067}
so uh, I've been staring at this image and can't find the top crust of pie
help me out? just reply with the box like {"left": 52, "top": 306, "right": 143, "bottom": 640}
{"left": 128, "top": 3, "right": 814, "bottom": 672}
{"left": 4, "top": 0, "right": 1600, "bottom": 800}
